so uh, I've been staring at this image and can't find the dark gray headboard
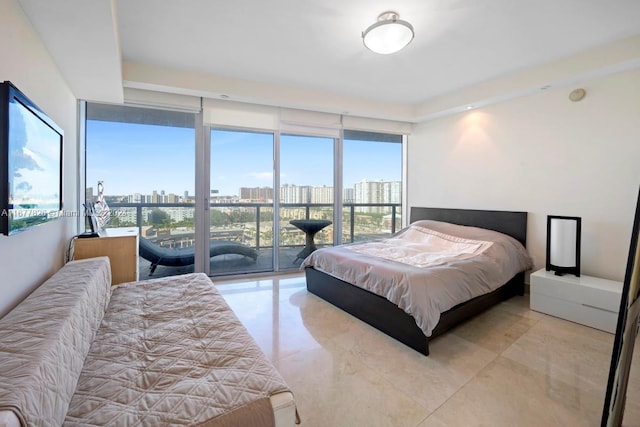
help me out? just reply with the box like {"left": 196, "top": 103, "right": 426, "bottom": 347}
{"left": 409, "top": 207, "right": 528, "bottom": 247}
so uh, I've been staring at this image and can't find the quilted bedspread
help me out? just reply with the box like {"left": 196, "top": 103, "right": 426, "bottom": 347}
{"left": 0, "top": 258, "right": 112, "bottom": 426}
{"left": 64, "top": 273, "right": 290, "bottom": 427}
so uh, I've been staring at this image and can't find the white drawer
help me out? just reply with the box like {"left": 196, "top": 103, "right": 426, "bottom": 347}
{"left": 579, "top": 285, "right": 621, "bottom": 313}
{"left": 530, "top": 269, "right": 623, "bottom": 333}
{"left": 530, "top": 292, "right": 577, "bottom": 320}
{"left": 531, "top": 273, "right": 581, "bottom": 302}
{"left": 531, "top": 292, "right": 619, "bottom": 333}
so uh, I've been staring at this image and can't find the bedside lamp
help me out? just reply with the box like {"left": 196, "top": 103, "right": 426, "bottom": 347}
{"left": 546, "top": 215, "right": 581, "bottom": 277}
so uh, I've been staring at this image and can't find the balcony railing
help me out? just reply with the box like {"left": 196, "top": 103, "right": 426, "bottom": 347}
{"left": 108, "top": 201, "right": 401, "bottom": 276}
{"left": 106, "top": 202, "right": 402, "bottom": 250}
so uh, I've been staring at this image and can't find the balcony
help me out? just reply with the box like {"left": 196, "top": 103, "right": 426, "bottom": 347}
{"left": 106, "top": 202, "right": 401, "bottom": 279}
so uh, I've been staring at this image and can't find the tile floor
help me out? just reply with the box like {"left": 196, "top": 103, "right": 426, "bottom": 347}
{"left": 215, "top": 273, "right": 640, "bottom": 427}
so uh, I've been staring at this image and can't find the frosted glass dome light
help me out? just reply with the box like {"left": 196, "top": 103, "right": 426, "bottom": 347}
{"left": 362, "top": 12, "right": 414, "bottom": 55}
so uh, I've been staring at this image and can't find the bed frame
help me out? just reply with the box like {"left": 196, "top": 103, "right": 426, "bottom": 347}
{"left": 305, "top": 207, "right": 528, "bottom": 356}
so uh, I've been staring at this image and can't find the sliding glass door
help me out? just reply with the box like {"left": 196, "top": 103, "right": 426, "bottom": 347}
{"left": 209, "top": 129, "right": 275, "bottom": 275}
{"left": 278, "top": 134, "right": 335, "bottom": 270}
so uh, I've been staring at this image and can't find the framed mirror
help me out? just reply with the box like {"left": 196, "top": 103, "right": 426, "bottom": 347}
{"left": 602, "top": 188, "right": 640, "bottom": 426}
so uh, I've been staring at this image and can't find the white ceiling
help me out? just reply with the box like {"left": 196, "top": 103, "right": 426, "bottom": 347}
{"left": 18, "top": 0, "right": 640, "bottom": 120}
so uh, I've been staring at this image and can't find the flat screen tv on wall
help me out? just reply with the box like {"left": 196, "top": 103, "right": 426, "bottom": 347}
{"left": 0, "top": 81, "right": 63, "bottom": 235}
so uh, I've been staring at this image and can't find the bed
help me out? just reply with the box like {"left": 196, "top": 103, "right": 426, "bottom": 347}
{"left": 303, "top": 207, "right": 531, "bottom": 356}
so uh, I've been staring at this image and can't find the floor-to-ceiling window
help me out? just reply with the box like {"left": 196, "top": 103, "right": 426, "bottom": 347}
{"left": 342, "top": 130, "right": 403, "bottom": 243}
{"left": 85, "top": 102, "right": 405, "bottom": 278}
{"left": 85, "top": 103, "right": 196, "bottom": 279}
{"left": 209, "top": 128, "right": 275, "bottom": 275}
{"left": 279, "top": 134, "right": 335, "bottom": 270}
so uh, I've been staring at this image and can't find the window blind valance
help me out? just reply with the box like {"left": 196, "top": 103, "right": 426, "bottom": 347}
{"left": 279, "top": 108, "right": 341, "bottom": 138}
{"left": 124, "top": 88, "right": 201, "bottom": 112}
{"left": 126, "top": 89, "right": 411, "bottom": 136}
{"left": 203, "top": 99, "right": 280, "bottom": 130}
{"left": 342, "top": 115, "right": 412, "bottom": 135}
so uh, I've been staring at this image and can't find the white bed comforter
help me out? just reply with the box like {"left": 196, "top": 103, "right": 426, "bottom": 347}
{"left": 302, "top": 220, "right": 533, "bottom": 337}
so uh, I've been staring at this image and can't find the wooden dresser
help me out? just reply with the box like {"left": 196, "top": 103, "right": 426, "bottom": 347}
{"left": 73, "top": 227, "right": 139, "bottom": 285}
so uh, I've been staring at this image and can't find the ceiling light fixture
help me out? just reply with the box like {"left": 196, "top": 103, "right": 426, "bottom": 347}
{"left": 362, "top": 11, "right": 414, "bottom": 55}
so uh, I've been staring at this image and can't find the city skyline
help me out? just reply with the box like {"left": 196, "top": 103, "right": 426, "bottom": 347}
{"left": 90, "top": 180, "right": 402, "bottom": 205}
{"left": 95, "top": 180, "right": 402, "bottom": 227}
{"left": 86, "top": 121, "right": 402, "bottom": 197}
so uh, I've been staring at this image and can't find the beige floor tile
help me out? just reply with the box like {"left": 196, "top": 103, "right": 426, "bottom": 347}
{"left": 449, "top": 303, "right": 539, "bottom": 354}
{"left": 218, "top": 276, "right": 325, "bottom": 361}
{"left": 347, "top": 327, "right": 498, "bottom": 412}
{"left": 216, "top": 274, "right": 640, "bottom": 426}
{"left": 275, "top": 346, "right": 431, "bottom": 427}
{"left": 502, "top": 315, "right": 615, "bottom": 391}
{"left": 419, "top": 356, "right": 605, "bottom": 427}
{"left": 494, "top": 294, "right": 548, "bottom": 321}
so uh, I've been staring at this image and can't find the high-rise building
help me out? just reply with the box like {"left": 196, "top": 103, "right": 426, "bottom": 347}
{"left": 354, "top": 180, "right": 401, "bottom": 212}
{"left": 343, "top": 188, "right": 355, "bottom": 204}
{"left": 114, "top": 208, "right": 137, "bottom": 224}
{"left": 128, "top": 193, "right": 143, "bottom": 203}
{"left": 240, "top": 187, "right": 274, "bottom": 201}
{"left": 280, "top": 184, "right": 312, "bottom": 204}
{"left": 166, "top": 207, "right": 194, "bottom": 222}
{"left": 383, "top": 181, "right": 402, "bottom": 204}
{"left": 311, "top": 186, "right": 333, "bottom": 204}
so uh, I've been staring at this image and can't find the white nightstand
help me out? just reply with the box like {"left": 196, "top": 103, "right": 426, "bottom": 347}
{"left": 530, "top": 268, "right": 623, "bottom": 333}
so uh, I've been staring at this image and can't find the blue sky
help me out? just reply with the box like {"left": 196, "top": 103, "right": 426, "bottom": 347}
{"left": 87, "top": 121, "right": 402, "bottom": 197}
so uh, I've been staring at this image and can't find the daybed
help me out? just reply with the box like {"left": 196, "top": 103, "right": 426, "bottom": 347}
{"left": 139, "top": 237, "right": 258, "bottom": 274}
{"left": 303, "top": 207, "right": 532, "bottom": 356}
{"left": 0, "top": 257, "right": 298, "bottom": 427}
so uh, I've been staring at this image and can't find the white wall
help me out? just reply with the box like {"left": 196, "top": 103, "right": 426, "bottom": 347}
{"left": 0, "top": 0, "right": 78, "bottom": 317}
{"left": 408, "top": 68, "right": 640, "bottom": 282}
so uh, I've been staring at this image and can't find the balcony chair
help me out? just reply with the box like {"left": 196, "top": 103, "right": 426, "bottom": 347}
{"left": 139, "top": 237, "right": 258, "bottom": 275}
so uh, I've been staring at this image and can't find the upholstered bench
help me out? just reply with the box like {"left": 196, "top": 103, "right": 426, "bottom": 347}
{"left": 0, "top": 257, "right": 297, "bottom": 426}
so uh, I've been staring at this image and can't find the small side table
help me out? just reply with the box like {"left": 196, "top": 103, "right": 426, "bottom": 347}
{"left": 73, "top": 227, "right": 139, "bottom": 285}
{"left": 289, "top": 219, "right": 332, "bottom": 262}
